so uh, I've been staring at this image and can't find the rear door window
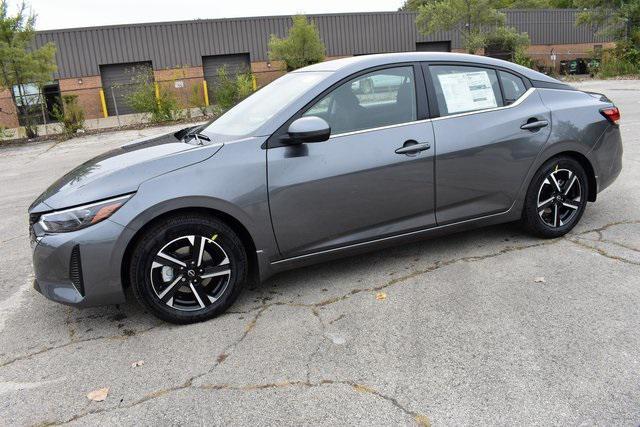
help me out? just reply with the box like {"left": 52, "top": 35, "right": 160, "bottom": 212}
{"left": 499, "top": 71, "right": 527, "bottom": 105}
{"left": 429, "top": 65, "right": 503, "bottom": 116}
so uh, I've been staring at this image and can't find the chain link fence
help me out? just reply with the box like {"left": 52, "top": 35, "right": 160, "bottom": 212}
{"left": 0, "top": 72, "right": 256, "bottom": 138}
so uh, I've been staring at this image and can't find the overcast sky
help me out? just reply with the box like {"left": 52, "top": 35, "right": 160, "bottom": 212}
{"left": 19, "top": 0, "right": 405, "bottom": 31}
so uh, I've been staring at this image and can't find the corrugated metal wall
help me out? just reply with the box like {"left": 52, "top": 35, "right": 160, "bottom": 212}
{"left": 34, "top": 10, "right": 610, "bottom": 79}
{"left": 505, "top": 9, "right": 606, "bottom": 45}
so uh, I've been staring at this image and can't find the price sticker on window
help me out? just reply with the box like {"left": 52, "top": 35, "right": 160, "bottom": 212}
{"left": 438, "top": 71, "right": 498, "bottom": 114}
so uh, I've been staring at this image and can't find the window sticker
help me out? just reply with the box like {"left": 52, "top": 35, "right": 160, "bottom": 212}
{"left": 437, "top": 71, "right": 497, "bottom": 114}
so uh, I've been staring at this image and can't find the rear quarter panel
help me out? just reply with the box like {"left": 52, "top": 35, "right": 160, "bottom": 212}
{"left": 505, "top": 88, "right": 610, "bottom": 211}
{"left": 534, "top": 89, "right": 617, "bottom": 194}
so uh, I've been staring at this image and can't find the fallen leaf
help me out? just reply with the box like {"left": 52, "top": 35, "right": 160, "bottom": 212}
{"left": 375, "top": 292, "right": 387, "bottom": 301}
{"left": 534, "top": 277, "right": 546, "bottom": 283}
{"left": 415, "top": 414, "right": 431, "bottom": 427}
{"left": 87, "top": 387, "right": 109, "bottom": 402}
{"left": 352, "top": 383, "right": 377, "bottom": 394}
{"left": 131, "top": 360, "right": 144, "bottom": 368}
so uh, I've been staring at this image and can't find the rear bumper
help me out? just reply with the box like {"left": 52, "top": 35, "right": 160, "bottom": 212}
{"left": 31, "top": 219, "right": 131, "bottom": 308}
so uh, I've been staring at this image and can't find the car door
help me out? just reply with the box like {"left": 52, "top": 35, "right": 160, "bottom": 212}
{"left": 267, "top": 64, "right": 436, "bottom": 258}
{"left": 425, "top": 63, "right": 552, "bottom": 225}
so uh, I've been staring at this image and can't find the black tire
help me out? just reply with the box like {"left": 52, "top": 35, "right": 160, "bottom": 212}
{"left": 129, "top": 214, "right": 248, "bottom": 324}
{"left": 522, "top": 156, "right": 589, "bottom": 238}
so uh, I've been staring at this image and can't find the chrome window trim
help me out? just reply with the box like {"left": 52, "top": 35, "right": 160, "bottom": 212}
{"left": 430, "top": 87, "right": 535, "bottom": 122}
{"left": 327, "top": 87, "right": 536, "bottom": 139}
{"left": 329, "top": 118, "right": 430, "bottom": 139}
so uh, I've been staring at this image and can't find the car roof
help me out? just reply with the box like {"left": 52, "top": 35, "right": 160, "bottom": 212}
{"left": 294, "top": 52, "right": 560, "bottom": 85}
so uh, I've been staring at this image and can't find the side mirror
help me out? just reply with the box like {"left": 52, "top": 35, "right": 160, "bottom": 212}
{"left": 287, "top": 116, "right": 331, "bottom": 144}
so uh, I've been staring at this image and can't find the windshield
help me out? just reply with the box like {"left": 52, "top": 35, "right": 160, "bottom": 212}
{"left": 203, "top": 71, "right": 329, "bottom": 138}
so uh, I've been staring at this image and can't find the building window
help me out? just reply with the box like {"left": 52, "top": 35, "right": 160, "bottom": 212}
{"left": 12, "top": 83, "right": 42, "bottom": 107}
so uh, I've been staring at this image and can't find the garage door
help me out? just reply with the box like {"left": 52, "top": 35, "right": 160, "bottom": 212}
{"left": 202, "top": 53, "right": 250, "bottom": 102}
{"left": 416, "top": 41, "right": 451, "bottom": 52}
{"left": 100, "top": 61, "right": 153, "bottom": 116}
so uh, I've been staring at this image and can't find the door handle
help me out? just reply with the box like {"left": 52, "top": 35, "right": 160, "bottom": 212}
{"left": 395, "top": 142, "right": 431, "bottom": 155}
{"left": 521, "top": 120, "right": 549, "bottom": 131}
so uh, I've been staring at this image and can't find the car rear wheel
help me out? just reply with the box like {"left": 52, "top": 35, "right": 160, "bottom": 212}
{"left": 522, "top": 156, "right": 589, "bottom": 238}
{"left": 129, "top": 214, "right": 248, "bottom": 324}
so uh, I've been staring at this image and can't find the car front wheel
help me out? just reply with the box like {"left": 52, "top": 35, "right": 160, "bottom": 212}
{"left": 129, "top": 214, "right": 248, "bottom": 324}
{"left": 522, "top": 156, "right": 589, "bottom": 238}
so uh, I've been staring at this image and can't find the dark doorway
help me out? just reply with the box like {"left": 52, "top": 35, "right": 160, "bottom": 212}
{"left": 100, "top": 61, "right": 153, "bottom": 116}
{"left": 416, "top": 41, "right": 451, "bottom": 52}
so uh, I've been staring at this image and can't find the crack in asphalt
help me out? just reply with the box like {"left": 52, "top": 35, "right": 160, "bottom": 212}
{"left": 306, "top": 307, "right": 327, "bottom": 384}
{"left": 0, "top": 325, "right": 161, "bottom": 369}
{"left": 567, "top": 220, "right": 640, "bottom": 265}
{"left": 568, "top": 238, "right": 640, "bottom": 266}
{"left": 5, "top": 219, "right": 639, "bottom": 425}
{"left": 198, "top": 379, "right": 431, "bottom": 425}
{"left": 0, "top": 234, "right": 23, "bottom": 246}
{"left": 51, "top": 378, "right": 430, "bottom": 426}
{"left": 42, "top": 306, "right": 269, "bottom": 426}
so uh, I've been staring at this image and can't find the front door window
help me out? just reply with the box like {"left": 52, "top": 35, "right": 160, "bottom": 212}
{"left": 303, "top": 66, "right": 417, "bottom": 135}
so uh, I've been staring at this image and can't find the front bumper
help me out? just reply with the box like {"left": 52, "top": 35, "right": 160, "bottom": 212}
{"left": 31, "top": 219, "right": 131, "bottom": 308}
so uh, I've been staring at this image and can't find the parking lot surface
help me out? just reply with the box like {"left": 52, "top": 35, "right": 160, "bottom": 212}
{"left": 1, "top": 80, "right": 639, "bottom": 425}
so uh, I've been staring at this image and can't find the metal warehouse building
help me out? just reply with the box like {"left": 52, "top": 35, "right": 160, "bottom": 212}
{"left": 0, "top": 10, "right": 613, "bottom": 129}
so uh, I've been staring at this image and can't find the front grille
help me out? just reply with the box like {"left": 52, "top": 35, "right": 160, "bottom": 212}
{"left": 69, "top": 245, "right": 85, "bottom": 296}
{"left": 29, "top": 213, "right": 39, "bottom": 246}
{"left": 29, "top": 213, "right": 40, "bottom": 226}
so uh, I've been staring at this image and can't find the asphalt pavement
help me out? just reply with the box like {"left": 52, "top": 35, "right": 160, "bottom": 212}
{"left": 0, "top": 80, "right": 638, "bottom": 425}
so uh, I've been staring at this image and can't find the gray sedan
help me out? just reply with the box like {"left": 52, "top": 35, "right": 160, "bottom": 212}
{"left": 29, "top": 52, "right": 622, "bottom": 323}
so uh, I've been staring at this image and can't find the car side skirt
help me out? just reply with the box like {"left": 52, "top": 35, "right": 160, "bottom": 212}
{"left": 261, "top": 207, "right": 521, "bottom": 281}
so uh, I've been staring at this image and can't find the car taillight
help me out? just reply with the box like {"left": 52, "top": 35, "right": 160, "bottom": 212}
{"left": 600, "top": 107, "right": 620, "bottom": 125}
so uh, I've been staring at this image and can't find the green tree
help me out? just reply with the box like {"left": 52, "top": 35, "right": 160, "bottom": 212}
{"left": 268, "top": 15, "right": 325, "bottom": 71}
{"left": 549, "top": 0, "right": 577, "bottom": 6}
{"left": 0, "top": 1, "right": 56, "bottom": 137}
{"left": 401, "top": 0, "right": 576, "bottom": 10}
{"left": 399, "top": 0, "right": 431, "bottom": 11}
{"left": 576, "top": 0, "right": 640, "bottom": 42}
{"left": 486, "top": 26, "right": 531, "bottom": 59}
{"left": 492, "top": 0, "right": 550, "bottom": 6}
{"left": 416, "top": 0, "right": 507, "bottom": 53}
{"left": 576, "top": 0, "right": 640, "bottom": 77}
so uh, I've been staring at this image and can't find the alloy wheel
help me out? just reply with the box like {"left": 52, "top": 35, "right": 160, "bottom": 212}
{"left": 149, "top": 235, "right": 231, "bottom": 311}
{"left": 536, "top": 168, "right": 582, "bottom": 228}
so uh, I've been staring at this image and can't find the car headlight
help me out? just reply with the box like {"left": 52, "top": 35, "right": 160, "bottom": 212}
{"left": 38, "top": 194, "right": 133, "bottom": 233}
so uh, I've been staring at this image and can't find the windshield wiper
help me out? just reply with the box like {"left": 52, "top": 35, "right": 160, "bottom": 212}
{"left": 184, "top": 132, "right": 211, "bottom": 145}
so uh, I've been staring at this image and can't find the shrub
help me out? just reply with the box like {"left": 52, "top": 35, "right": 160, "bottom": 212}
{"left": 189, "top": 83, "right": 209, "bottom": 116}
{"left": 124, "top": 68, "right": 179, "bottom": 122}
{"left": 596, "top": 43, "right": 640, "bottom": 78}
{"left": 0, "top": 125, "right": 12, "bottom": 140}
{"left": 513, "top": 48, "right": 536, "bottom": 69}
{"left": 213, "top": 66, "right": 237, "bottom": 111}
{"left": 51, "top": 94, "right": 84, "bottom": 137}
{"left": 213, "top": 66, "right": 255, "bottom": 111}
{"left": 485, "top": 26, "right": 531, "bottom": 62}
{"left": 268, "top": 15, "right": 325, "bottom": 71}
{"left": 236, "top": 72, "right": 254, "bottom": 101}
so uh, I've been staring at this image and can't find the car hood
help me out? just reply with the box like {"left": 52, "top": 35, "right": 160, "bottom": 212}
{"left": 29, "top": 130, "right": 223, "bottom": 212}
